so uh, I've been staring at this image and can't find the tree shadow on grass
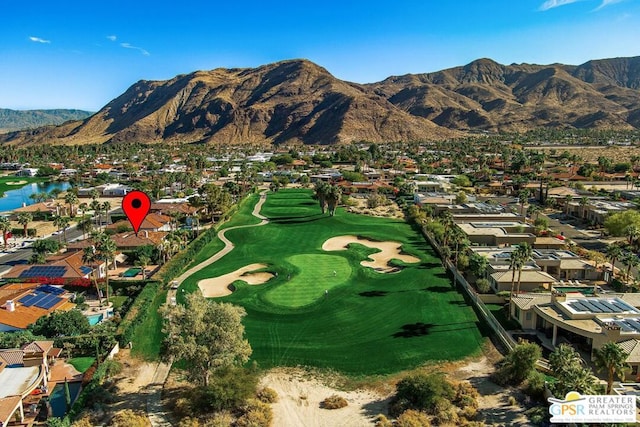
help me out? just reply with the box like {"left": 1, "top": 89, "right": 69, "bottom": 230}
{"left": 392, "top": 322, "right": 435, "bottom": 338}
{"left": 268, "top": 215, "right": 325, "bottom": 224}
{"left": 423, "top": 285, "right": 454, "bottom": 293}
{"left": 449, "top": 300, "right": 471, "bottom": 307}
{"left": 359, "top": 290, "right": 389, "bottom": 297}
{"left": 417, "top": 262, "right": 443, "bottom": 269}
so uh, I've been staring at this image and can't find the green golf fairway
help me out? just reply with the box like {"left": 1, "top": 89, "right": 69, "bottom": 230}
{"left": 183, "top": 189, "right": 485, "bottom": 375}
{"left": 265, "top": 254, "right": 352, "bottom": 307}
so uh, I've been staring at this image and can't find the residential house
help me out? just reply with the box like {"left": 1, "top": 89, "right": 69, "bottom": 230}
{"left": 0, "top": 341, "right": 63, "bottom": 426}
{"left": 2, "top": 251, "right": 106, "bottom": 284}
{"left": 0, "top": 284, "right": 75, "bottom": 331}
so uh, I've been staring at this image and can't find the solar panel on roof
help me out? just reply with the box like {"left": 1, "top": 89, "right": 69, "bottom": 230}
{"left": 40, "top": 285, "right": 64, "bottom": 295}
{"left": 616, "top": 320, "right": 635, "bottom": 332}
{"left": 591, "top": 301, "right": 612, "bottom": 313}
{"left": 570, "top": 301, "right": 590, "bottom": 312}
{"left": 79, "top": 266, "right": 92, "bottom": 275}
{"left": 612, "top": 300, "right": 636, "bottom": 312}
{"left": 19, "top": 294, "right": 36, "bottom": 306}
{"left": 599, "top": 301, "right": 621, "bottom": 313}
{"left": 583, "top": 300, "right": 602, "bottom": 313}
{"left": 35, "top": 295, "right": 61, "bottom": 310}
{"left": 19, "top": 266, "right": 67, "bottom": 278}
{"left": 626, "top": 319, "right": 640, "bottom": 332}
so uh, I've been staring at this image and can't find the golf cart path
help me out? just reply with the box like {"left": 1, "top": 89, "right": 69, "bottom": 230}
{"left": 173, "top": 190, "right": 268, "bottom": 286}
{"left": 144, "top": 191, "right": 268, "bottom": 427}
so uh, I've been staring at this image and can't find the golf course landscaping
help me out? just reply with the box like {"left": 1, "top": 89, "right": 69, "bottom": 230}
{"left": 180, "top": 189, "right": 485, "bottom": 375}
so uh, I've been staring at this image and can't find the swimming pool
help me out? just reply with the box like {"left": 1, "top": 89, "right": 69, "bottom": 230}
{"left": 87, "top": 313, "right": 103, "bottom": 326}
{"left": 49, "top": 381, "right": 82, "bottom": 417}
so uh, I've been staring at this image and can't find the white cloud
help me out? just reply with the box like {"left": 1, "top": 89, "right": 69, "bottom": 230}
{"left": 106, "top": 35, "right": 117, "bottom": 41}
{"left": 539, "top": 0, "right": 582, "bottom": 10}
{"left": 594, "top": 0, "right": 625, "bottom": 11}
{"left": 120, "top": 42, "right": 150, "bottom": 56}
{"left": 29, "top": 36, "right": 51, "bottom": 44}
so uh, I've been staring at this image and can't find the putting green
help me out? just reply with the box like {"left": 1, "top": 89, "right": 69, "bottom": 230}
{"left": 183, "top": 189, "right": 484, "bottom": 375}
{"left": 265, "top": 254, "right": 352, "bottom": 307}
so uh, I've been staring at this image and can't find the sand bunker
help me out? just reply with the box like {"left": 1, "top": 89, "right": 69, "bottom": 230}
{"left": 5, "top": 180, "right": 27, "bottom": 185}
{"left": 322, "top": 235, "right": 420, "bottom": 273}
{"left": 198, "top": 263, "right": 274, "bottom": 297}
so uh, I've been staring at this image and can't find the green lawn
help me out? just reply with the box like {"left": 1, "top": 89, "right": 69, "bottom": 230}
{"left": 0, "top": 176, "right": 45, "bottom": 197}
{"left": 486, "top": 303, "right": 522, "bottom": 331}
{"left": 68, "top": 357, "right": 95, "bottom": 373}
{"left": 182, "top": 189, "right": 485, "bottom": 375}
{"left": 108, "top": 295, "right": 128, "bottom": 311}
{"left": 131, "top": 289, "right": 167, "bottom": 360}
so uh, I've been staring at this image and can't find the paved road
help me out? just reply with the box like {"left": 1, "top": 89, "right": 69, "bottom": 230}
{"left": 539, "top": 212, "right": 612, "bottom": 251}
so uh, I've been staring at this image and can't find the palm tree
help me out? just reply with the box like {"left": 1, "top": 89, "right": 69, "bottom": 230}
{"left": 625, "top": 224, "right": 640, "bottom": 248}
{"left": 17, "top": 212, "right": 32, "bottom": 238}
{"left": 564, "top": 194, "right": 573, "bottom": 216}
{"left": 326, "top": 185, "right": 342, "bottom": 216}
{"left": 518, "top": 189, "right": 529, "bottom": 216}
{"left": 579, "top": 196, "right": 589, "bottom": 220}
{"left": 90, "top": 200, "right": 101, "bottom": 227}
{"left": 623, "top": 252, "right": 639, "bottom": 283}
{"left": 64, "top": 191, "right": 78, "bottom": 217}
{"left": 515, "top": 243, "right": 533, "bottom": 295}
{"left": 94, "top": 232, "right": 117, "bottom": 304}
{"left": 314, "top": 181, "right": 329, "bottom": 214}
{"left": 82, "top": 245, "right": 102, "bottom": 305}
{"left": 527, "top": 204, "right": 541, "bottom": 221}
{"left": 0, "top": 216, "right": 11, "bottom": 249}
{"left": 593, "top": 342, "right": 629, "bottom": 394}
{"left": 52, "top": 215, "right": 70, "bottom": 244}
{"left": 136, "top": 255, "right": 151, "bottom": 280}
{"left": 606, "top": 244, "right": 623, "bottom": 281}
{"left": 550, "top": 344, "right": 584, "bottom": 379}
{"left": 101, "top": 201, "right": 111, "bottom": 228}
{"left": 509, "top": 250, "right": 523, "bottom": 298}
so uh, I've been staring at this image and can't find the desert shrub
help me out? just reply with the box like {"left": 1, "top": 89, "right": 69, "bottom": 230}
{"left": 108, "top": 409, "right": 150, "bottom": 427}
{"left": 493, "top": 341, "right": 541, "bottom": 386}
{"left": 395, "top": 409, "right": 432, "bottom": 427}
{"left": 507, "top": 396, "right": 517, "bottom": 406}
{"left": 256, "top": 387, "right": 278, "bottom": 403}
{"left": 321, "top": 394, "right": 348, "bottom": 409}
{"left": 476, "top": 278, "right": 491, "bottom": 293}
{"left": 71, "top": 418, "right": 93, "bottom": 427}
{"left": 526, "top": 405, "right": 550, "bottom": 425}
{"left": 236, "top": 399, "right": 273, "bottom": 427}
{"left": 432, "top": 405, "right": 459, "bottom": 425}
{"left": 367, "top": 193, "right": 390, "bottom": 209}
{"left": 173, "top": 397, "right": 192, "bottom": 418}
{"left": 201, "top": 411, "right": 234, "bottom": 427}
{"left": 391, "top": 372, "right": 454, "bottom": 416}
{"left": 459, "top": 405, "right": 478, "bottom": 421}
{"left": 102, "top": 359, "right": 123, "bottom": 379}
{"left": 525, "top": 371, "right": 546, "bottom": 400}
{"left": 177, "top": 418, "right": 201, "bottom": 427}
{"left": 193, "top": 367, "right": 259, "bottom": 412}
{"left": 374, "top": 414, "right": 393, "bottom": 427}
{"left": 453, "top": 381, "right": 479, "bottom": 411}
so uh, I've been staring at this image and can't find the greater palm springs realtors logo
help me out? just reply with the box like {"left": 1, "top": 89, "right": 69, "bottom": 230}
{"left": 548, "top": 391, "right": 636, "bottom": 423}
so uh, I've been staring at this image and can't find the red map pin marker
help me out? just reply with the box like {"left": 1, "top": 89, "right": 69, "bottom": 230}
{"left": 122, "top": 190, "right": 151, "bottom": 236}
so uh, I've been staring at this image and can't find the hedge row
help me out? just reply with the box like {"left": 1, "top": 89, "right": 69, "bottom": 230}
{"left": 116, "top": 280, "right": 161, "bottom": 347}
{"left": 10, "top": 228, "right": 37, "bottom": 237}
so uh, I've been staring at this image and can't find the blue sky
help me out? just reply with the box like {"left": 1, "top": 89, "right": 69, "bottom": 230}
{"left": 1, "top": 0, "right": 639, "bottom": 111}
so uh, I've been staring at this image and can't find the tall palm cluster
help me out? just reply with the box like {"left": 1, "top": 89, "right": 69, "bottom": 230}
{"left": 82, "top": 231, "right": 117, "bottom": 305}
{"left": 314, "top": 181, "right": 342, "bottom": 216}
{"left": 508, "top": 243, "right": 533, "bottom": 296}
{"left": 605, "top": 243, "right": 640, "bottom": 286}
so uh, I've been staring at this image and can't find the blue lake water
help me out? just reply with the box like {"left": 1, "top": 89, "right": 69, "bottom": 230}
{"left": 0, "top": 181, "right": 71, "bottom": 213}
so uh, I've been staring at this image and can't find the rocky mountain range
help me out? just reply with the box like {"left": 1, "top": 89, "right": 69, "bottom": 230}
{"left": 0, "top": 108, "right": 93, "bottom": 133}
{"left": 2, "top": 56, "right": 640, "bottom": 146}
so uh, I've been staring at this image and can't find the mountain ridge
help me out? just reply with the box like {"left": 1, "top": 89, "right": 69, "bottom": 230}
{"left": 2, "top": 56, "right": 640, "bottom": 146}
{"left": 0, "top": 108, "right": 94, "bottom": 134}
